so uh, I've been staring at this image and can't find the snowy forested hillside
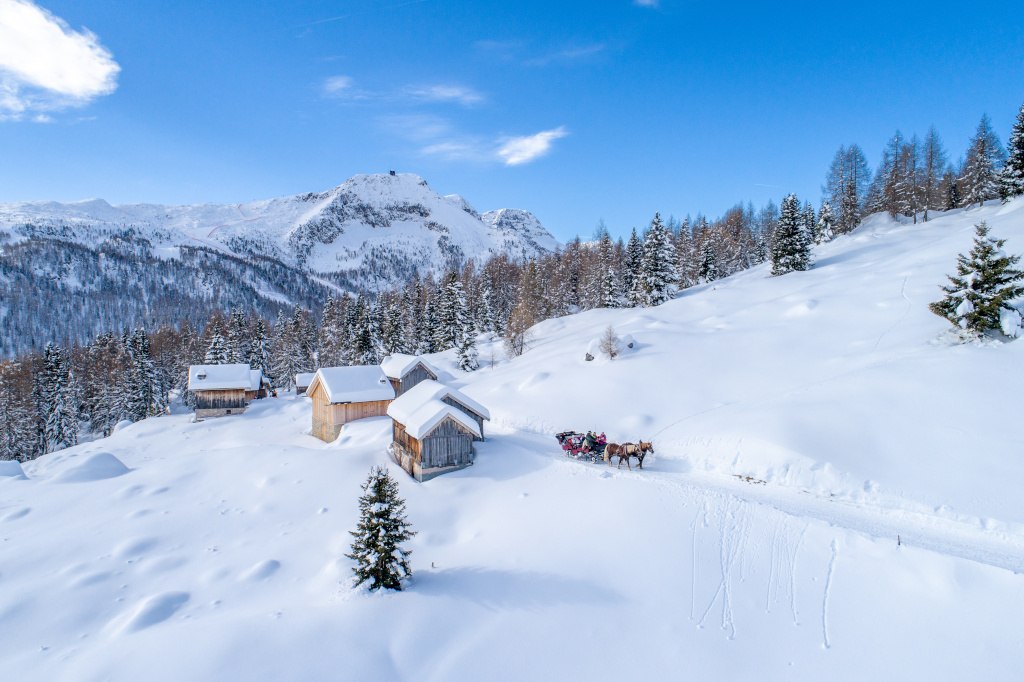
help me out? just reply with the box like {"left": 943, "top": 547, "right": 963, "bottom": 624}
{"left": 0, "top": 173, "right": 559, "bottom": 355}
{"left": 2, "top": 199, "right": 1022, "bottom": 681}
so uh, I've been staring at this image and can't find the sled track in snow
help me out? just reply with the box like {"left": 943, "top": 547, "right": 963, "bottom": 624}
{"left": 646, "top": 467, "right": 1024, "bottom": 575}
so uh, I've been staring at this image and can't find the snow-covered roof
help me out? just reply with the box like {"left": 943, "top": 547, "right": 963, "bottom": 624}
{"left": 394, "top": 399, "right": 482, "bottom": 440}
{"left": 309, "top": 366, "right": 395, "bottom": 404}
{"left": 387, "top": 379, "right": 490, "bottom": 426}
{"left": 380, "top": 353, "right": 438, "bottom": 381}
{"left": 187, "top": 364, "right": 252, "bottom": 391}
{"left": 249, "top": 369, "right": 269, "bottom": 391}
{"left": 295, "top": 372, "right": 317, "bottom": 387}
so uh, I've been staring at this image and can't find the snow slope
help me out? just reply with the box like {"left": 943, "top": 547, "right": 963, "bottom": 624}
{"left": 2, "top": 201, "right": 1023, "bottom": 681}
{"left": 0, "top": 173, "right": 560, "bottom": 282}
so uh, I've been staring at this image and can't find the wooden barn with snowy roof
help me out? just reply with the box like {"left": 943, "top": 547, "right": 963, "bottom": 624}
{"left": 188, "top": 364, "right": 253, "bottom": 420}
{"left": 295, "top": 372, "right": 316, "bottom": 395}
{"left": 308, "top": 366, "right": 396, "bottom": 442}
{"left": 247, "top": 369, "right": 270, "bottom": 401}
{"left": 380, "top": 353, "right": 439, "bottom": 397}
{"left": 386, "top": 380, "right": 489, "bottom": 481}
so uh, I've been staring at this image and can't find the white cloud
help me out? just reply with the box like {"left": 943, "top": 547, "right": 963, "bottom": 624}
{"left": 0, "top": 0, "right": 120, "bottom": 119}
{"left": 322, "top": 75, "right": 354, "bottom": 95}
{"left": 405, "top": 85, "right": 482, "bottom": 106}
{"left": 634, "top": 0, "right": 659, "bottom": 7}
{"left": 497, "top": 127, "right": 568, "bottom": 166}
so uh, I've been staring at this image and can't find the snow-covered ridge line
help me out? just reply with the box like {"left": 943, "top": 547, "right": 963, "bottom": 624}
{"left": 0, "top": 172, "right": 562, "bottom": 282}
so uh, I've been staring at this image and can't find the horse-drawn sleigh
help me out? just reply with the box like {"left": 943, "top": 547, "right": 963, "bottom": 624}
{"left": 555, "top": 431, "right": 653, "bottom": 469}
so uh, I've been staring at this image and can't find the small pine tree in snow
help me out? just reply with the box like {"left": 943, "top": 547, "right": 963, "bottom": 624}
{"left": 929, "top": 222, "right": 1024, "bottom": 335}
{"left": 1000, "top": 101, "right": 1024, "bottom": 203}
{"left": 770, "top": 194, "right": 813, "bottom": 276}
{"left": 345, "top": 466, "right": 416, "bottom": 591}
{"left": 816, "top": 201, "right": 835, "bottom": 243}
{"left": 204, "top": 323, "right": 229, "bottom": 365}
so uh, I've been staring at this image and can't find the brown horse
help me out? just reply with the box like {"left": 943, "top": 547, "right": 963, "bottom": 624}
{"left": 605, "top": 442, "right": 637, "bottom": 469}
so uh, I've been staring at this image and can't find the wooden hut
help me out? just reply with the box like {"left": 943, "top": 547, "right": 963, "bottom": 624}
{"left": 389, "top": 379, "right": 490, "bottom": 441}
{"left": 380, "top": 353, "right": 439, "bottom": 397}
{"left": 246, "top": 369, "right": 270, "bottom": 401}
{"left": 295, "top": 372, "right": 316, "bottom": 395}
{"left": 387, "top": 399, "right": 481, "bottom": 481}
{"left": 308, "top": 366, "right": 396, "bottom": 442}
{"left": 187, "top": 364, "right": 252, "bottom": 421}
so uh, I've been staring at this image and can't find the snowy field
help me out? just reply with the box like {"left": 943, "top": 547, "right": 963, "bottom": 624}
{"left": 3, "top": 201, "right": 1024, "bottom": 681}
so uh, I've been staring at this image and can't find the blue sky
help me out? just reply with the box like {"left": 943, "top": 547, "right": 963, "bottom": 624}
{"left": 1, "top": 0, "right": 1023, "bottom": 241}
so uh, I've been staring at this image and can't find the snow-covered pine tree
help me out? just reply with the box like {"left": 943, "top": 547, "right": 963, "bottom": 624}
{"left": 345, "top": 465, "right": 416, "bottom": 591}
{"left": 638, "top": 213, "right": 677, "bottom": 306}
{"left": 771, "top": 194, "right": 812, "bottom": 276}
{"left": 802, "top": 202, "right": 817, "bottom": 244}
{"left": 434, "top": 272, "right": 462, "bottom": 351}
{"left": 42, "top": 345, "right": 78, "bottom": 452}
{"left": 960, "top": 114, "right": 1006, "bottom": 208}
{"left": 1000, "top": 101, "right": 1024, "bottom": 203}
{"left": 477, "top": 270, "right": 498, "bottom": 333}
{"left": 929, "top": 222, "right": 1024, "bottom": 335}
{"left": 623, "top": 228, "right": 643, "bottom": 306}
{"left": 380, "top": 296, "right": 406, "bottom": 356}
{"left": 204, "top": 322, "right": 229, "bottom": 365}
{"left": 816, "top": 201, "right": 835, "bottom": 243}
{"left": 226, "top": 310, "right": 250, "bottom": 364}
{"left": 698, "top": 236, "right": 718, "bottom": 283}
{"left": 250, "top": 318, "right": 270, "bottom": 373}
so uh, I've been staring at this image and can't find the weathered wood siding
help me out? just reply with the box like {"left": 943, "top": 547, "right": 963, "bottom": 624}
{"left": 393, "top": 416, "right": 473, "bottom": 468}
{"left": 397, "top": 364, "right": 437, "bottom": 396}
{"left": 441, "top": 396, "right": 485, "bottom": 440}
{"left": 421, "top": 418, "right": 474, "bottom": 468}
{"left": 195, "top": 389, "right": 246, "bottom": 409}
{"left": 329, "top": 400, "right": 391, "bottom": 423}
{"left": 310, "top": 381, "right": 391, "bottom": 440}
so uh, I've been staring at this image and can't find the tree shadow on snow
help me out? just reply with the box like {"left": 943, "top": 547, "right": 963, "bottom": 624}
{"left": 411, "top": 567, "right": 624, "bottom": 611}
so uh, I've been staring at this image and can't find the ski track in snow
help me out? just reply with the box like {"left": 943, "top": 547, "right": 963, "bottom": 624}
{"left": 822, "top": 540, "right": 838, "bottom": 649}
{"left": 872, "top": 273, "right": 913, "bottom": 352}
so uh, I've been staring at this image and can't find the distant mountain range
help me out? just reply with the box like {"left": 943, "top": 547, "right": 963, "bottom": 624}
{"left": 0, "top": 173, "right": 560, "bottom": 355}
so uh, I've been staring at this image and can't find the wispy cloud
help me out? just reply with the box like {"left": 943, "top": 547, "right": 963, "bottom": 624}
{"left": 324, "top": 77, "right": 482, "bottom": 107}
{"left": 322, "top": 75, "right": 354, "bottom": 95}
{"left": 525, "top": 43, "right": 606, "bottom": 66}
{"left": 634, "top": 0, "right": 659, "bottom": 7}
{"left": 497, "top": 127, "right": 569, "bottom": 165}
{"left": 384, "top": 115, "right": 568, "bottom": 166}
{"left": 0, "top": 0, "right": 120, "bottom": 120}
{"left": 405, "top": 84, "right": 483, "bottom": 106}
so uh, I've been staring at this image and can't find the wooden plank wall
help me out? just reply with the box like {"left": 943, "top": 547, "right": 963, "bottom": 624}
{"left": 399, "top": 365, "right": 434, "bottom": 396}
{"left": 441, "top": 396, "right": 485, "bottom": 440}
{"left": 330, "top": 400, "right": 390, "bottom": 424}
{"left": 195, "top": 389, "right": 247, "bottom": 409}
{"left": 421, "top": 418, "right": 473, "bottom": 468}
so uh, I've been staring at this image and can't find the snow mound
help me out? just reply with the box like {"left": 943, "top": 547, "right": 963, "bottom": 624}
{"left": 115, "top": 592, "right": 190, "bottom": 634}
{"left": 239, "top": 559, "right": 281, "bottom": 582}
{"left": 0, "top": 460, "right": 26, "bottom": 479}
{"left": 52, "top": 452, "right": 130, "bottom": 483}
